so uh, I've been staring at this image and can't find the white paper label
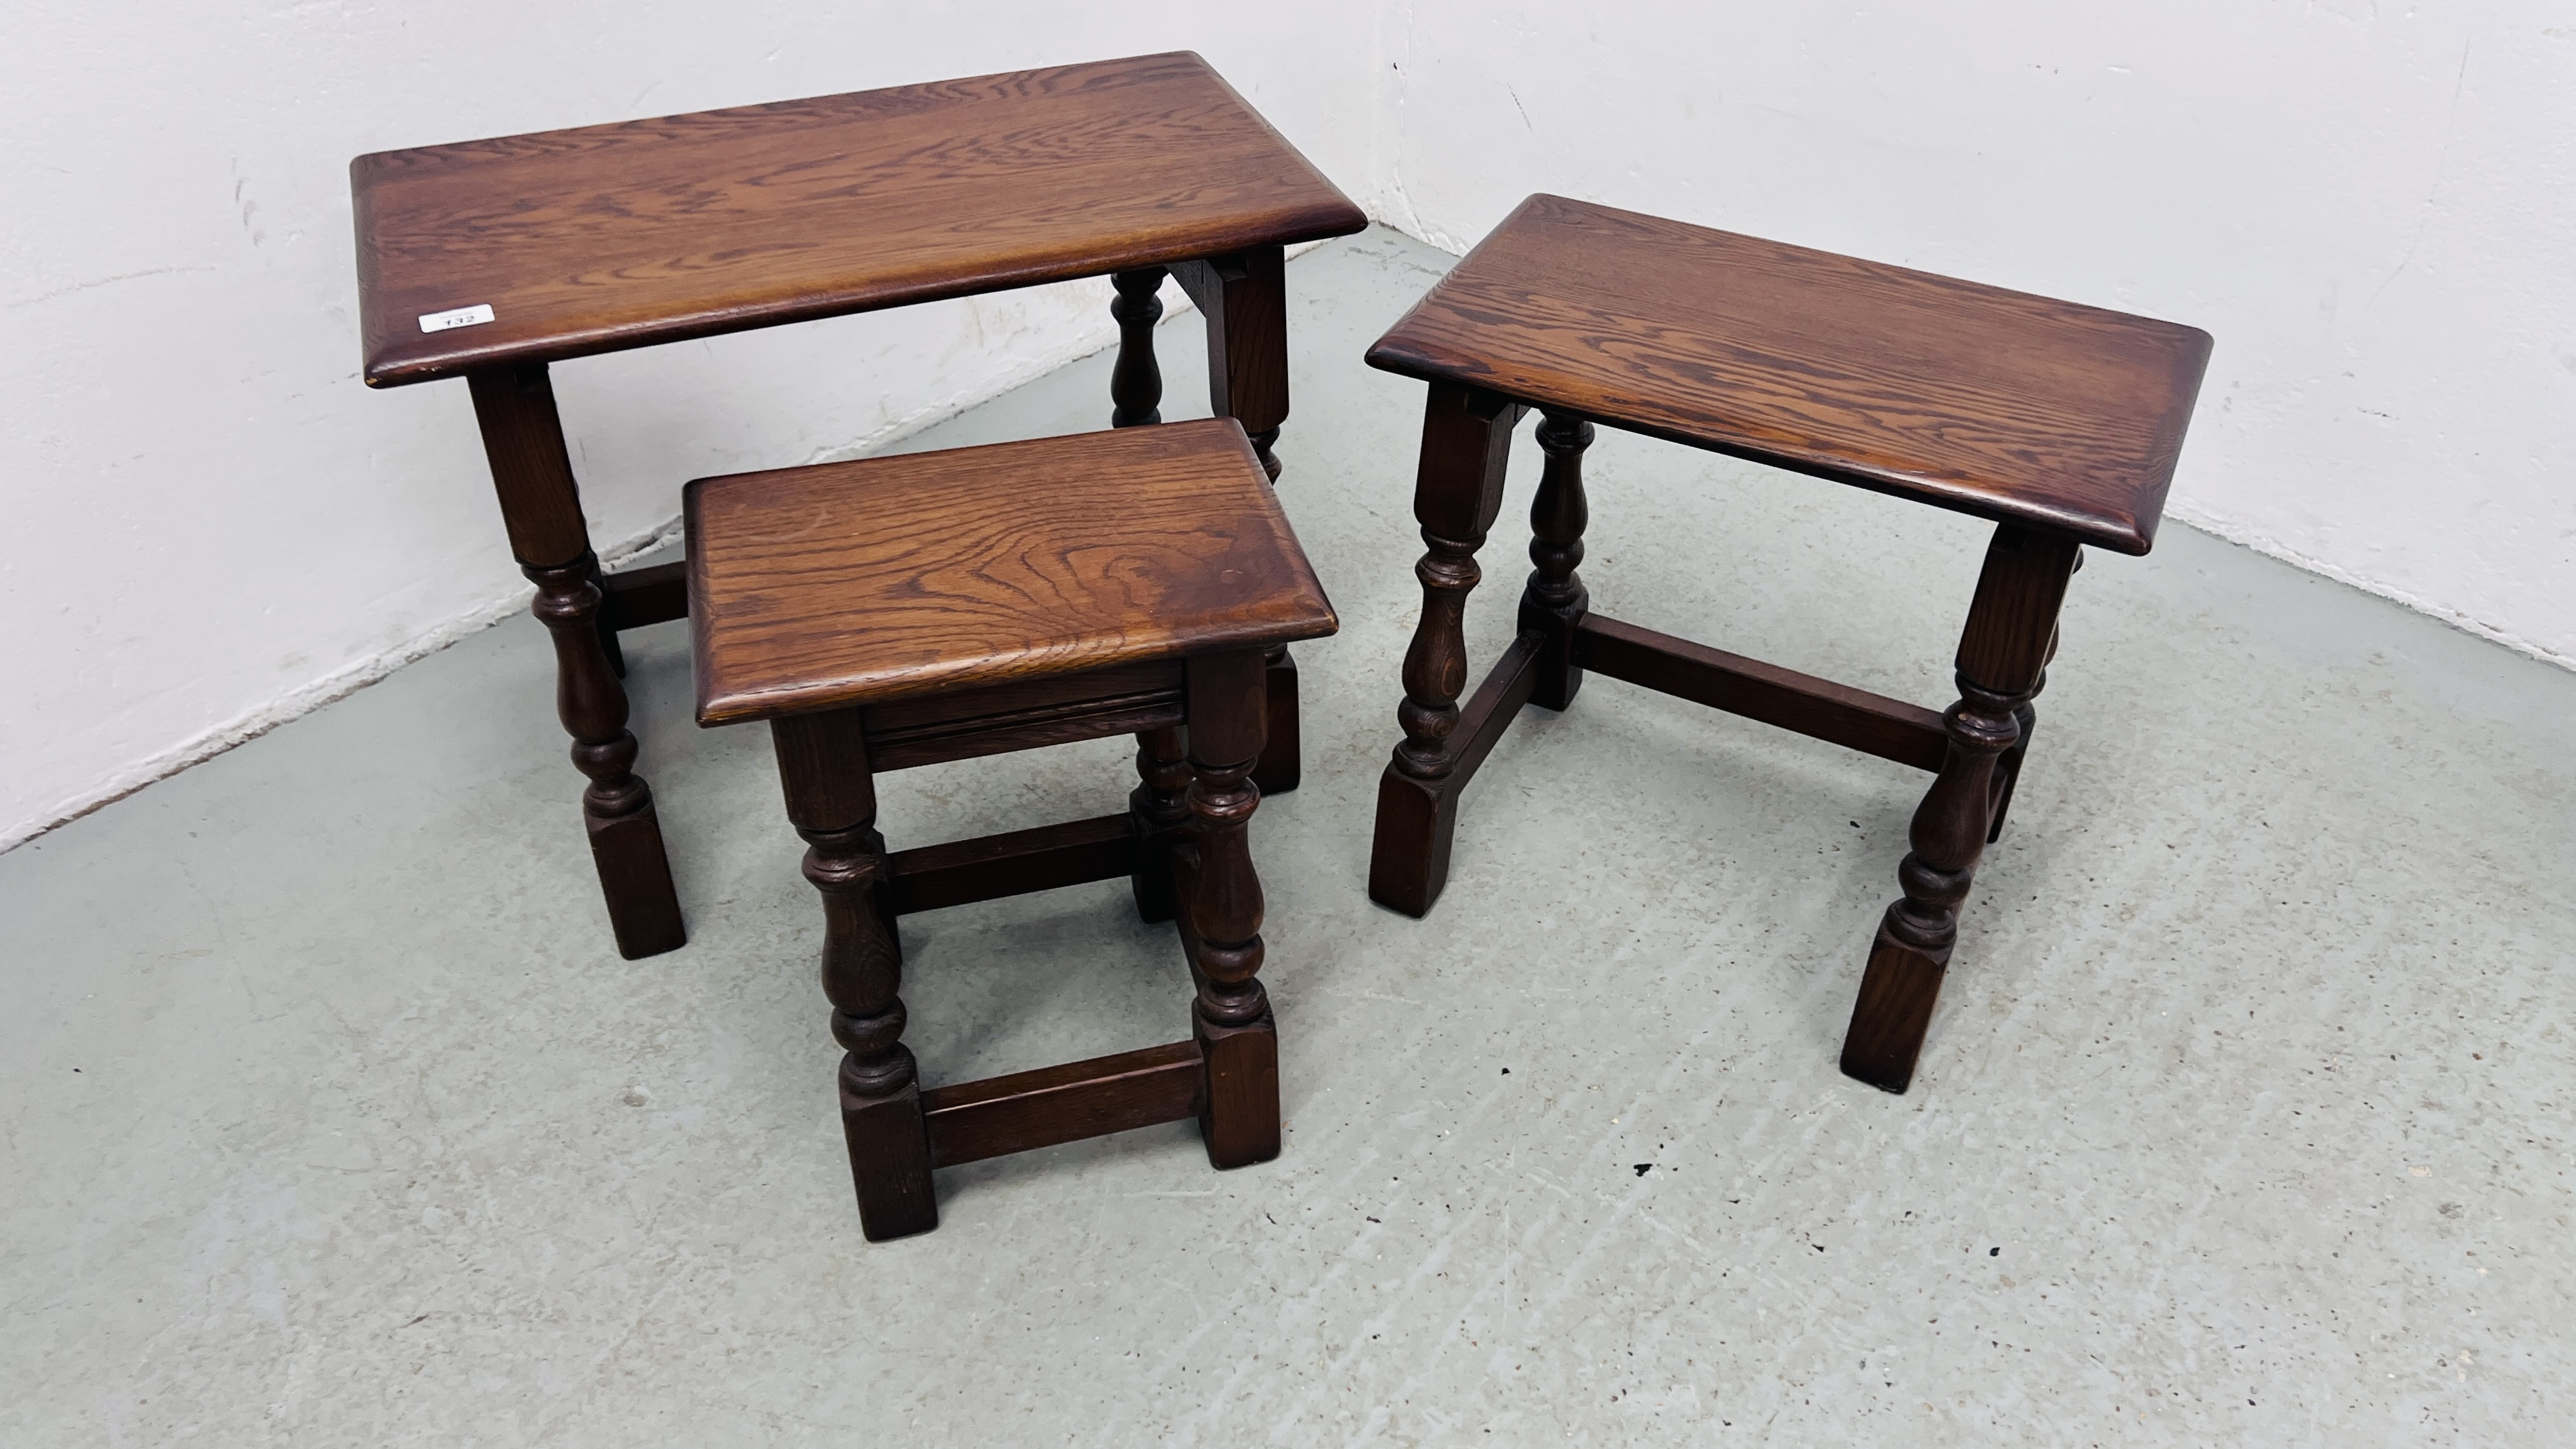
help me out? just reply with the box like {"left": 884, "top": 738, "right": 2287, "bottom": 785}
{"left": 418, "top": 303, "right": 496, "bottom": 334}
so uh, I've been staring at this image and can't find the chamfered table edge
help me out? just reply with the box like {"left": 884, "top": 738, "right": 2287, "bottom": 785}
{"left": 1363, "top": 339, "right": 2209, "bottom": 556}
{"left": 677, "top": 423, "right": 1342, "bottom": 725}
{"left": 1361, "top": 192, "right": 2214, "bottom": 556}
{"left": 358, "top": 197, "right": 1367, "bottom": 388}
{"left": 687, "top": 608, "right": 1344, "bottom": 728}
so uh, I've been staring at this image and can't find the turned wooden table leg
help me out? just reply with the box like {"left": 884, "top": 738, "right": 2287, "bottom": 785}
{"left": 1175, "top": 248, "right": 1301, "bottom": 794}
{"left": 1110, "top": 261, "right": 1202, "bottom": 920}
{"left": 1177, "top": 648, "right": 1278, "bottom": 1169}
{"left": 1368, "top": 383, "right": 1528, "bottom": 916}
{"left": 1986, "top": 549, "right": 2075, "bottom": 843}
{"left": 1111, "top": 264, "right": 1194, "bottom": 917}
{"left": 774, "top": 710, "right": 935, "bottom": 1240}
{"left": 468, "top": 364, "right": 684, "bottom": 960}
{"left": 1985, "top": 663, "right": 2048, "bottom": 844}
{"left": 1108, "top": 266, "right": 1169, "bottom": 429}
{"left": 1128, "top": 724, "right": 1192, "bottom": 924}
{"left": 1842, "top": 525, "right": 2080, "bottom": 1092}
{"left": 1518, "top": 411, "right": 1594, "bottom": 711}
{"left": 586, "top": 551, "right": 628, "bottom": 680}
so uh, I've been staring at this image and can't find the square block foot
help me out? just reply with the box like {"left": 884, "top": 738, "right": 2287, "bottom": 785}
{"left": 1839, "top": 933, "right": 1950, "bottom": 1094}
{"left": 1197, "top": 1013, "right": 1280, "bottom": 1169}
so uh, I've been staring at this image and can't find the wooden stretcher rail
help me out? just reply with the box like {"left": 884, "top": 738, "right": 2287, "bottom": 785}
{"left": 600, "top": 560, "right": 687, "bottom": 630}
{"left": 1442, "top": 631, "right": 1545, "bottom": 788}
{"left": 1574, "top": 613, "right": 1949, "bottom": 772}
{"left": 886, "top": 813, "right": 1140, "bottom": 916}
{"left": 922, "top": 1039, "right": 1205, "bottom": 1167}
{"left": 868, "top": 692, "right": 1186, "bottom": 773}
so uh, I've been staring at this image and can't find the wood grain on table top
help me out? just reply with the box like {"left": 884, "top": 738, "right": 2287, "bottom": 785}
{"left": 1367, "top": 195, "right": 2212, "bottom": 553}
{"left": 686, "top": 420, "right": 1337, "bottom": 725}
{"left": 354, "top": 52, "right": 1365, "bottom": 387}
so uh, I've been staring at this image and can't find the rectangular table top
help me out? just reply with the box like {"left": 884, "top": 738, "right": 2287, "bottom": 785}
{"left": 1366, "top": 195, "right": 2212, "bottom": 554}
{"left": 686, "top": 420, "right": 1338, "bottom": 724}
{"left": 354, "top": 53, "right": 1365, "bottom": 387}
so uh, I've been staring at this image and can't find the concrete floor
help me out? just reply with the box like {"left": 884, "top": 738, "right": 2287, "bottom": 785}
{"left": 6, "top": 229, "right": 2573, "bottom": 1446}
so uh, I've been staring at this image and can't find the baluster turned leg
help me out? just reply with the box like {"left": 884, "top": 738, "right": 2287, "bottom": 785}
{"left": 1174, "top": 248, "right": 1301, "bottom": 793}
{"left": 1129, "top": 724, "right": 1192, "bottom": 923}
{"left": 1518, "top": 411, "right": 1594, "bottom": 710}
{"left": 468, "top": 364, "right": 684, "bottom": 960}
{"left": 1984, "top": 664, "right": 2047, "bottom": 843}
{"left": 1113, "top": 266, "right": 1191, "bottom": 923}
{"left": 1842, "top": 525, "right": 2081, "bottom": 1092}
{"left": 773, "top": 710, "right": 935, "bottom": 1240}
{"left": 1367, "top": 384, "right": 1527, "bottom": 916}
{"left": 586, "top": 551, "right": 628, "bottom": 680}
{"left": 1177, "top": 650, "right": 1278, "bottom": 1169}
{"left": 1986, "top": 549, "right": 2077, "bottom": 842}
{"left": 1108, "top": 266, "right": 1169, "bottom": 429}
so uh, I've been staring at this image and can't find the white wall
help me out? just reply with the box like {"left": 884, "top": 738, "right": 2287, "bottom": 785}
{"left": 1368, "top": 0, "right": 2576, "bottom": 667}
{"left": 0, "top": 3, "right": 1370, "bottom": 850}
{"left": 8, "top": 1, "right": 2569, "bottom": 850}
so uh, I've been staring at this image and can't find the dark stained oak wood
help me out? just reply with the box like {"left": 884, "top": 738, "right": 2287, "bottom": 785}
{"left": 1363, "top": 196, "right": 2211, "bottom": 1092}
{"left": 686, "top": 420, "right": 1335, "bottom": 724}
{"left": 1981, "top": 549, "right": 2079, "bottom": 845}
{"left": 1368, "top": 631, "right": 1542, "bottom": 917}
{"left": 1177, "top": 649, "right": 1278, "bottom": 1169}
{"left": 1387, "top": 383, "right": 1527, "bottom": 782}
{"left": 859, "top": 659, "right": 1180, "bottom": 739}
{"left": 1842, "top": 526, "right": 2079, "bottom": 1093}
{"left": 471, "top": 362, "right": 683, "bottom": 958}
{"left": 864, "top": 684, "right": 1184, "bottom": 775}
{"left": 1109, "top": 267, "right": 1170, "bottom": 429}
{"left": 884, "top": 813, "right": 1139, "bottom": 917}
{"left": 1129, "top": 725, "right": 1193, "bottom": 924}
{"left": 459, "top": 364, "right": 635, "bottom": 679}
{"left": 1367, "top": 194, "right": 2213, "bottom": 554}
{"left": 769, "top": 707, "right": 877, "bottom": 834}
{"left": 923, "top": 1039, "right": 1204, "bottom": 1168}
{"left": 525, "top": 555, "right": 685, "bottom": 960}
{"left": 355, "top": 53, "right": 1365, "bottom": 387}
{"left": 599, "top": 560, "right": 687, "bottom": 631}
{"left": 1367, "top": 381, "right": 1526, "bottom": 916}
{"left": 1517, "top": 412, "right": 1592, "bottom": 711}
{"left": 1174, "top": 247, "right": 1301, "bottom": 794}
{"left": 1574, "top": 615, "right": 1950, "bottom": 772}
{"left": 365, "top": 57, "right": 1346, "bottom": 963}
{"left": 1253, "top": 648, "right": 1303, "bottom": 798}
{"left": 693, "top": 423, "right": 1326, "bottom": 1232}
{"left": 1441, "top": 632, "right": 1547, "bottom": 801}
{"left": 1195, "top": 1009, "right": 1280, "bottom": 1170}
{"left": 1101, "top": 261, "right": 1299, "bottom": 864}
{"left": 465, "top": 365, "right": 592, "bottom": 568}
{"left": 772, "top": 711, "right": 936, "bottom": 1241}
{"left": 1370, "top": 604, "right": 1955, "bottom": 919}
{"left": 1118, "top": 254, "right": 1304, "bottom": 795}
{"left": 1172, "top": 250, "right": 1291, "bottom": 480}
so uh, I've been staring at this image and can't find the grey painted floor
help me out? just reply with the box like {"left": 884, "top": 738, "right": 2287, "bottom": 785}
{"left": 6, "top": 229, "right": 2573, "bottom": 1446}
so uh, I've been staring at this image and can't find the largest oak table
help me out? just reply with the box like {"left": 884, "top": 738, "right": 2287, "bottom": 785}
{"left": 351, "top": 52, "right": 1365, "bottom": 958}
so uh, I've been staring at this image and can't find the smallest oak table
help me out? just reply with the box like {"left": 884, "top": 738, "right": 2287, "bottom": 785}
{"left": 686, "top": 419, "right": 1336, "bottom": 1240}
{"left": 1364, "top": 195, "right": 2211, "bottom": 1092}
{"left": 351, "top": 52, "right": 1363, "bottom": 960}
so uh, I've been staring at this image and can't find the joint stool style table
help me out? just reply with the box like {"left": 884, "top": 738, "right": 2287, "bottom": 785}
{"left": 351, "top": 53, "right": 1364, "bottom": 960}
{"left": 1363, "top": 195, "right": 2211, "bottom": 1093}
{"left": 685, "top": 419, "right": 1335, "bottom": 1240}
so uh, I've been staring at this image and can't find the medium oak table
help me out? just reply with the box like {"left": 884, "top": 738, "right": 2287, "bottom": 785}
{"left": 687, "top": 419, "right": 1337, "bottom": 1239}
{"left": 1363, "top": 195, "right": 2211, "bottom": 1092}
{"left": 351, "top": 52, "right": 1364, "bottom": 959}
